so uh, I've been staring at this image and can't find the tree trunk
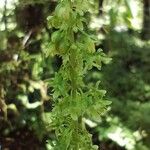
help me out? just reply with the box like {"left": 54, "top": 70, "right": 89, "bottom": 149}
{"left": 141, "top": 0, "right": 150, "bottom": 40}
{"left": 98, "top": 0, "right": 104, "bottom": 15}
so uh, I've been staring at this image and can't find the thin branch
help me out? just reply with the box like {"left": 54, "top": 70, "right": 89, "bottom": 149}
{"left": 3, "top": 0, "right": 8, "bottom": 33}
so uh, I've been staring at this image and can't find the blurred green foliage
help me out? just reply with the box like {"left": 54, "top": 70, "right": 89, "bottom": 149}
{"left": 0, "top": 0, "right": 150, "bottom": 149}
{"left": 100, "top": 32, "right": 150, "bottom": 150}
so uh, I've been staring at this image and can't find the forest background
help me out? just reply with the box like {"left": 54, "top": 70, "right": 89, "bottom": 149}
{"left": 0, "top": 0, "right": 150, "bottom": 150}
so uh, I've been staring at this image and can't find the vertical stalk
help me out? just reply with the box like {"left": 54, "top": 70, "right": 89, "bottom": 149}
{"left": 48, "top": 0, "right": 111, "bottom": 149}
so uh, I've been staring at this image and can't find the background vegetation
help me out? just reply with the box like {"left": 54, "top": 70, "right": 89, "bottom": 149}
{"left": 0, "top": 0, "right": 150, "bottom": 149}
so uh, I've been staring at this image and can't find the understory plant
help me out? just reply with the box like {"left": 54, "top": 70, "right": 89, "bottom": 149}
{"left": 47, "top": 0, "right": 111, "bottom": 149}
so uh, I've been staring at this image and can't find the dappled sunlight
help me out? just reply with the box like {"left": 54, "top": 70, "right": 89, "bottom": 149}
{"left": 0, "top": 0, "right": 150, "bottom": 149}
